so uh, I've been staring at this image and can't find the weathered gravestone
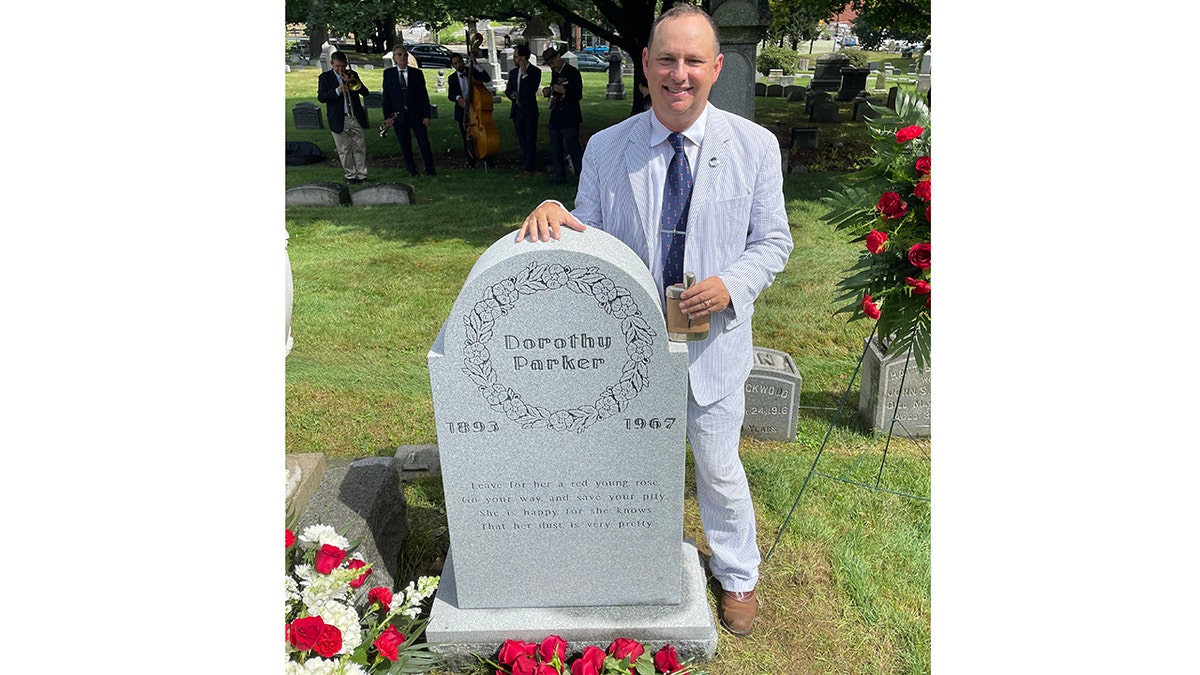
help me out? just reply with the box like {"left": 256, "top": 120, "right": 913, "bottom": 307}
{"left": 292, "top": 101, "right": 324, "bottom": 130}
{"left": 767, "top": 68, "right": 783, "bottom": 84}
{"left": 836, "top": 67, "right": 871, "bottom": 101}
{"left": 425, "top": 227, "right": 716, "bottom": 665}
{"left": 858, "top": 336, "right": 931, "bottom": 437}
{"left": 887, "top": 86, "right": 900, "bottom": 110}
{"left": 766, "top": 83, "right": 783, "bottom": 97}
{"left": 285, "top": 182, "right": 351, "bottom": 207}
{"left": 810, "top": 52, "right": 850, "bottom": 91}
{"left": 740, "top": 347, "right": 802, "bottom": 442}
{"left": 853, "top": 94, "right": 880, "bottom": 122}
{"left": 791, "top": 126, "right": 819, "bottom": 149}
{"left": 754, "top": 82, "right": 767, "bottom": 97}
{"left": 785, "top": 86, "right": 806, "bottom": 102}
{"left": 810, "top": 99, "right": 839, "bottom": 123}
{"left": 363, "top": 91, "right": 384, "bottom": 109}
{"left": 805, "top": 89, "right": 831, "bottom": 115}
{"left": 351, "top": 183, "right": 415, "bottom": 206}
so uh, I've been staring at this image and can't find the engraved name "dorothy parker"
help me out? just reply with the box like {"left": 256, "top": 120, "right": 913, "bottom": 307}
{"left": 503, "top": 332, "right": 614, "bottom": 372}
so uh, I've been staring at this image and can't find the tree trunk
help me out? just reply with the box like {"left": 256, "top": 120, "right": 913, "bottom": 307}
{"left": 306, "top": 0, "right": 326, "bottom": 60}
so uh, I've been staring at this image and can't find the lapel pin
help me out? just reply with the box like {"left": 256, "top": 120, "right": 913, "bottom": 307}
{"left": 708, "top": 157, "right": 720, "bottom": 168}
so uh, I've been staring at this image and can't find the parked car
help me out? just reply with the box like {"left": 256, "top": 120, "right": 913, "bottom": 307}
{"left": 573, "top": 52, "right": 609, "bottom": 72}
{"left": 407, "top": 43, "right": 456, "bottom": 68}
{"left": 582, "top": 44, "right": 609, "bottom": 57}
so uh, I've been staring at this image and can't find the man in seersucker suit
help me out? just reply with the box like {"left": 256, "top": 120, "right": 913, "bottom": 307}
{"left": 516, "top": 5, "right": 793, "bottom": 637}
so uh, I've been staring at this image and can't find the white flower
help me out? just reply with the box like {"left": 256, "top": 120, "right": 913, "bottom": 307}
{"left": 285, "top": 575, "right": 301, "bottom": 615}
{"left": 285, "top": 657, "right": 307, "bottom": 675}
{"left": 316, "top": 601, "right": 362, "bottom": 655}
{"left": 298, "top": 524, "right": 350, "bottom": 551}
{"left": 300, "top": 656, "right": 338, "bottom": 674}
{"left": 338, "top": 663, "right": 367, "bottom": 675}
{"left": 301, "top": 572, "right": 351, "bottom": 613}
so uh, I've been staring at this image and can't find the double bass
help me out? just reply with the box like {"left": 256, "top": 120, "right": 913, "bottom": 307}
{"left": 464, "top": 32, "right": 499, "bottom": 164}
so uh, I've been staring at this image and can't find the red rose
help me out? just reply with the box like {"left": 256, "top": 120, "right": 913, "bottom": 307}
{"left": 347, "top": 559, "right": 372, "bottom": 588}
{"left": 571, "top": 646, "right": 607, "bottom": 675}
{"left": 896, "top": 125, "right": 924, "bottom": 143}
{"left": 511, "top": 654, "right": 538, "bottom": 675}
{"left": 913, "top": 179, "right": 930, "bottom": 202}
{"left": 534, "top": 664, "right": 559, "bottom": 675}
{"left": 925, "top": 295, "right": 931, "bottom": 310}
{"left": 905, "top": 277, "right": 931, "bottom": 295}
{"left": 925, "top": 205, "right": 930, "bottom": 222}
{"left": 571, "top": 659, "right": 601, "bottom": 675}
{"left": 538, "top": 635, "right": 567, "bottom": 664}
{"left": 314, "top": 544, "right": 347, "bottom": 574}
{"left": 286, "top": 529, "right": 296, "bottom": 548}
{"left": 907, "top": 243, "right": 931, "bottom": 269}
{"left": 608, "top": 637, "right": 645, "bottom": 662}
{"left": 875, "top": 191, "right": 907, "bottom": 219}
{"left": 862, "top": 294, "right": 881, "bottom": 320}
{"left": 865, "top": 229, "right": 888, "bottom": 254}
{"left": 313, "top": 622, "right": 343, "bottom": 658}
{"left": 499, "top": 639, "right": 538, "bottom": 666}
{"left": 287, "top": 616, "right": 325, "bottom": 651}
{"left": 373, "top": 625, "right": 405, "bottom": 661}
{"left": 653, "top": 644, "right": 685, "bottom": 673}
{"left": 368, "top": 586, "right": 393, "bottom": 608}
{"left": 915, "top": 155, "right": 930, "bottom": 175}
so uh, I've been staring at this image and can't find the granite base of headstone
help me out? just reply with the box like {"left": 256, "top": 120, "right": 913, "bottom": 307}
{"left": 780, "top": 74, "right": 795, "bottom": 86}
{"left": 427, "top": 540, "right": 716, "bottom": 669}
{"left": 295, "top": 455, "right": 410, "bottom": 597}
{"left": 857, "top": 336, "right": 930, "bottom": 437}
{"left": 766, "top": 68, "right": 783, "bottom": 84}
{"left": 605, "top": 82, "right": 626, "bottom": 100}
{"left": 292, "top": 101, "right": 324, "bottom": 130}
{"left": 286, "top": 182, "right": 351, "bottom": 207}
{"left": 740, "top": 346, "right": 802, "bottom": 442}
{"left": 286, "top": 452, "right": 327, "bottom": 531}
{"left": 425, "top": 226, "right": 714, "bottom": 659}
{"left": 810, "top": 99, "right": 839, "bottom": 123}
{"left": 351, "top": 183, "right": 415, "bottom": 206}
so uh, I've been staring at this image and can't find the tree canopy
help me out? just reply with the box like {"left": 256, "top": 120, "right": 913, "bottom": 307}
{"left": 849, "top": 0, "right": 930, "bottom": 49}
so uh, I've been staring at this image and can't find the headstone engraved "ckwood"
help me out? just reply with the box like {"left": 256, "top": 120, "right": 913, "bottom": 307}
{"left": 427, "top": 227, "right": 690, "bottom": 609}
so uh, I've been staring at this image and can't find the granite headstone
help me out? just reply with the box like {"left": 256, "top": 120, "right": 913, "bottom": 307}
{"left": 428, "top": 226, "right": 690, "bottom": 609}
{"left": 740, "top": 347, "right": 803, "bottom": 442}
{"left": 352, "top": 183, "right": 415, "bottom": 206}
{"left": 286, "top": 182, "right": 351, "bottom": 207}
{"left": 858, "top": 336, "right": 931, "bottom": 437}
{"left": 292, "top": 101, "right": 324, "bottom": 130}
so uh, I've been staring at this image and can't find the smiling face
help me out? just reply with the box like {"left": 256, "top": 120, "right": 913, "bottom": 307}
{"left": 642, "top": 13, "right": 723, "bottom": 132}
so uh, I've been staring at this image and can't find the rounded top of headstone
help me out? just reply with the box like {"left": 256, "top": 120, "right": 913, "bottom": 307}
{"left": 816, "top": 53, "right": 851, "bottom": 65}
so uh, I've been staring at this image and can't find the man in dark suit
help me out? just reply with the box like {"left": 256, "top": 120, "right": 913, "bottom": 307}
{"left": 448, "top": 52, "right": 493, "bottom": 169}
{"left": 316, "top": 51, "right": 370, "bottom": 183}
{"left": 505, "top": 44, "right": 541, "bottom": 175}
{"left": 382, "top": 45, "right": 436, "bottom": 177}
{"left": 540, "top": 47, "right": 584, "bottom": 185}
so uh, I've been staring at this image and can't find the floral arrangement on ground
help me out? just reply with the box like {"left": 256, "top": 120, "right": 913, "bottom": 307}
{"left": 482, "top": 635, "right": 702, "bottom": 675}
{"left": 820, "top": 89, "right": 932, "bottom": 370}
{"left": 285, "top": 525, "right": 441, "bottom": 674}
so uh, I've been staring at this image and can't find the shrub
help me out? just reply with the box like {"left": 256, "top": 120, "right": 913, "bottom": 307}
{"left": 756, "top": 44, "right": 798, "bottom": 76}
{"left": 841, "top": 48, "right": 869, "bottom": 68}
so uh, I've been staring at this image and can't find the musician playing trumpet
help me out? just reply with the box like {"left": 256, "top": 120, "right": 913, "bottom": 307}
{"left": 540, "top": 47, "right": 583, "bottom": 185}
{"left": 316, "top": 51, "right": 370, "bottom": 184}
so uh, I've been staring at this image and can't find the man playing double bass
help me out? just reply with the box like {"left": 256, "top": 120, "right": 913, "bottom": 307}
{"left": 448, "top": 52, "right": 493, "bottom": 169}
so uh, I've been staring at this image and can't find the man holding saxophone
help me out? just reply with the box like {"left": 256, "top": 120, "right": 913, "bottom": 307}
{"left": 317, "top": 51, "right": 370, "bottom": 184}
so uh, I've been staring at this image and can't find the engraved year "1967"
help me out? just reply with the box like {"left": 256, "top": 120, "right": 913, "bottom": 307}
{"left": 446, "top": 421, "right": 501, "bottom": 433}
{"left": 624, "top": 417, "right": 676, "bottom": 430}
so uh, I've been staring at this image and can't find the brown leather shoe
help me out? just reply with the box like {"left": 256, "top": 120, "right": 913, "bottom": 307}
{"left": 719, "top": 589, "right": 758, "bottom": 636}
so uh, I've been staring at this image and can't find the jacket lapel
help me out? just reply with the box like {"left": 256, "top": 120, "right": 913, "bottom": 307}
{"left": 624, "top": 115, "right": 653, "bottom": 246}
{"left": 686, "top": 107, "right": 733, "bottom": 269}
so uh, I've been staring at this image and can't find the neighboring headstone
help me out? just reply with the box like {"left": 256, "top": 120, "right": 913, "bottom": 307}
{"left": 740, "top": 347, "right": 802, "bottom": 442}
{"left": 754, "top": 82, "right": 767, "bottom": 97}
{"left": 908, "top": 63, "right": 918, "bottom": 75}
{"left": 286, "top": 182, "right": 351, "bottom": 207}
{"left": 836, "top": 67, "right": 871, "bottom": 101}
{"left": 285, "top": 140, "right": 326, "bottom": 166}
{"left": 917, "top": 49, "right": 931, "bottom": 94}
{"left": 351, "top": 183, "right": 415, "bottom": 206}
{"left": 791, "top": 126, "right": 819, "bottom": 149}
{"left": 887, "top": 85, "right": 900, "bottom": 110}
{"left": 868, "top": 61, "right": 879, "bottom": 72}
{"left": 767, "top": 68, "right": 783, "bottom": 84}
{"left": 796, "top": 56, "right": 810, "bottom": 72}
{"left": 292, "top": 101, "right": 324, "bottom": 129}
{"left": 319, "top": 41, "right": 336, "bottom": 72}
{"left": 429, "top": 102, "right": 438, "bottom": 119}
{"left": 780, "top": 74, "right": 795, "bottom": 86}
{"left": 874, "top": 71, "right": 887, "bottom": 92}
{"left": 285, "top": 453, "right": 327, "bottom": 531}
{"left": 295, "top": 455, "right": 410, "bottom": 597}
{"left": 853, "top": 94, "right": 880, "bottom": 122}
{"left": 883, "top": 62, "right": 894, "bottom": 76}
{"left": 805, "top": 89, "right": 831, "bottom": 115}
{"left": 363, "top": 91, "right": 384, "bottom": 109}
{"left": 605, "top": 53, "right": 626, "bottom": 99}
{"left": 810, "top": 52, "right": 850, "bottom": 91}
{"left": 436, "top": 69, "right": 447, "bottom": 92}
{"left": 857, "top": 336, "right": 930, "bottom": 437}
{"left": 709, "top": 0, "right": 771, "bottom": 121}
{"left": 784, "top": 85, "right": 805, "bottom": 102}
{"left": 362, "top": 64, "right": 374, "bottom": 71}
{"left": 426, "top": 227, "right": 714, "bottom": 664}
{"left": 810, "top": 98, "right": 839, "bottom": 123}
{"left": 766, "top": 83, "right": 783, "bottom": 97}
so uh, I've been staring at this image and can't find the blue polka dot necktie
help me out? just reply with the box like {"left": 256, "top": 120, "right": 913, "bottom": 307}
{"left": 660, "top": 132, "right": 693, "bottom": 292}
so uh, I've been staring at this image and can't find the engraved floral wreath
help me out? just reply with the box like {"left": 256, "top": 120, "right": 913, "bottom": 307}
{"left": 460, "top": 261, "right": 656, "bottom": 433}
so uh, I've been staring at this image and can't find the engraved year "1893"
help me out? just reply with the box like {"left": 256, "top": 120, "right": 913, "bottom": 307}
{"left": 624, "top": 417, "right": 676, "bottom": 430}
{"left": 446, "top": 421, "right": 501, "bottom": 433}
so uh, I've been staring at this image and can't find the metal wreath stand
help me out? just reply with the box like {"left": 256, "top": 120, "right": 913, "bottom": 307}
{"left": 763, "top": 325, "right": 930, "bottom": 565}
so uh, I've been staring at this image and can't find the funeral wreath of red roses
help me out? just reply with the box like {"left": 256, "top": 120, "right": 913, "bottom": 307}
{"left": 461, "top": 261, "right": 656, "bottom": 433}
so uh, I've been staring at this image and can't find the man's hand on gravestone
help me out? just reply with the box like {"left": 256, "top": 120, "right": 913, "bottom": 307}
{"left": 516, "top": 200, "right": 586, "bottom": 242}
{"left": 678, "top": 276, "right": 731, "bottom": 320}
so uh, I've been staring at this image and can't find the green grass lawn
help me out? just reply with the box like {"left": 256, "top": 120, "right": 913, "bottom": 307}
{"left": 285, "top": 66, "right": 930, "bottom": 674}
